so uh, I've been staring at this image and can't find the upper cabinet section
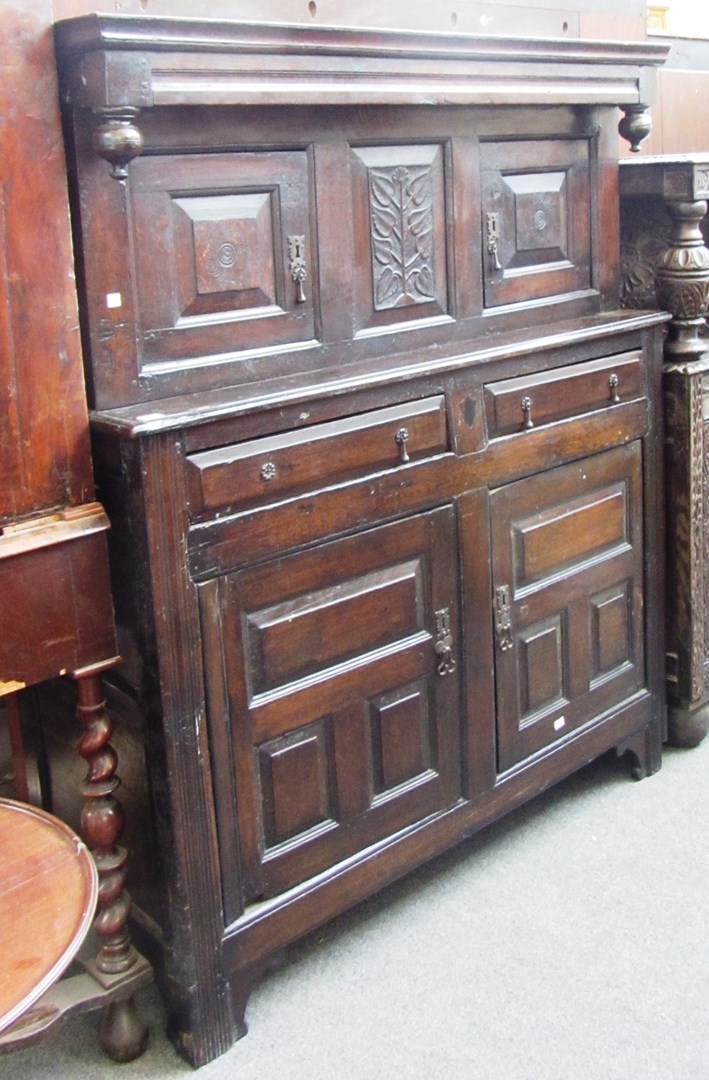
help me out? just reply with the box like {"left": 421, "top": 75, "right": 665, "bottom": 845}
{"left": 55, "top": 17, "right": 668, "bottom": 411}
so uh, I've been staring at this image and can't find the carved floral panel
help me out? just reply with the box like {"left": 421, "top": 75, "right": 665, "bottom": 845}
{"left": 368, "top": 163, "right": 435, "bottom": 311}
{"left": 351, "top": 144, "right": 448, "bottom": 334}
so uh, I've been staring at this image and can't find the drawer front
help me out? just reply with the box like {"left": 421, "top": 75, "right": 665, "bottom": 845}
{"left": 199, "top": 507, "right": 462, "bottom": 912}
{"left": 484, "top": 351, "right": 643, "bottom": 437}
{"left": 481, "top": 138, "right": 591, "bottom": 309}
{"left": 186, "top": 395, "right": 448, "bottom": 517}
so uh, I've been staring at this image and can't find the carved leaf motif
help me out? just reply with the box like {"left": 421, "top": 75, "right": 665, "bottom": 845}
{"left": 619, "top": 199, "right": 671, "bottom": 309}
{"left": 368, "top": 163, "right": 436, "bottom": 311}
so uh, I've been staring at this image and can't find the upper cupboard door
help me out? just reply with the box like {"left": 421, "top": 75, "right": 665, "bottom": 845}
{"left": 481, "top": 139, "right": 592, "bottom": 309}
{"left": 129, "top": 151, "right": 315, "bottom": 378}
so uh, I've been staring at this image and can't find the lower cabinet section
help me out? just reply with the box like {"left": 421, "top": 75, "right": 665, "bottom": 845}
{"left": 89, "top": 317, "right": 666, "bottom": 1065}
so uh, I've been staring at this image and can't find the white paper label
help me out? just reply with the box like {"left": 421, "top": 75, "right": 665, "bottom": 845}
{"left": 553, "top": 716, "right": 566, "bottom": 732}
{"left": 106, "top": 292, "right": 122, "bottom": 309}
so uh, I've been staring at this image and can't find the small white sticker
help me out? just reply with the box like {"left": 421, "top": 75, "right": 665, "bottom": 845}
{"left": 553, "top": 716, "right": 566, "bottom": 732}
{"left": 106, "top": 292, "right": 122, "bottom": 309}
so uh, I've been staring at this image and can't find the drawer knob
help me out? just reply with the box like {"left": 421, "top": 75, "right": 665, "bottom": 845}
{"left": 288, "top": 235, "right": 308, "bottom": 304}
{"left": 520, "top": 396, "right": 534, "bottom": 431}
{"left": 395, "top": 427, "right": 411, "bottom": 464}
{"left": 260, "top": 461, "right": 277, "bottom": 482}
{"left": 608, "top": 373, "right": 620, "bottom": 404}
{"left": 434, "top": 607, "right": 457, "bottom": 676}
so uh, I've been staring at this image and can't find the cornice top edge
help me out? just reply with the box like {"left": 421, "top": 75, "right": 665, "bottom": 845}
{"left": 54, "top": 13, "right": 670, "bottom": 68}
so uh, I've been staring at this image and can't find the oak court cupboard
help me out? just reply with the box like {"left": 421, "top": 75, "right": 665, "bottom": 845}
{"left": 54, "top": 15, "right": 669, "bottom": 1065}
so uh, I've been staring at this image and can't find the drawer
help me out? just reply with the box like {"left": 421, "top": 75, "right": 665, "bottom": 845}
{"left": 484, "top": 351, "right": 643, "bottom": 438}
{"left": 186, "top": 396, "right": 449, "bottom": 517}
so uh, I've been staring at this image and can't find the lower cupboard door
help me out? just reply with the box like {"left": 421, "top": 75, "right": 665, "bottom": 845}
{"left": 490, "top": 443, "right": 645, "bottom": 773}
{"left": 199, "top": 505, "right": 462, "bottom": 912}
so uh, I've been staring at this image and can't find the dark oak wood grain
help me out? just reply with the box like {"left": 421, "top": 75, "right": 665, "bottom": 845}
{"left": 56, "top": 16, "right": 669, "bottom": 1066}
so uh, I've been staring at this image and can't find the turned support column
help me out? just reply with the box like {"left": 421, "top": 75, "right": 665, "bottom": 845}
{"left": 655, "top": 177, "right": 709, "bottom": 747}
{"left": 73, "top": 663, "right": 148, "bottom": 1061}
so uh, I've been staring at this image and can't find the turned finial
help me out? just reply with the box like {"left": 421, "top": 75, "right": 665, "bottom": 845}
{"left": 93, "top": 108, "right": 144, "bottom": 180}
{"left": 619, "top": 105, "right": 653, "bottom": 153}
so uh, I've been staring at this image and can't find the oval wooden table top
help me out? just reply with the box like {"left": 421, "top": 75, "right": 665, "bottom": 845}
{"left": 0, "top": 797, "right": 98, "bottom": 1034}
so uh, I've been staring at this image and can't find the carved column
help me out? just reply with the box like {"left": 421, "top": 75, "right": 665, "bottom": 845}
{"left": 620, "top": 157, "right": 709, "bottom": 747}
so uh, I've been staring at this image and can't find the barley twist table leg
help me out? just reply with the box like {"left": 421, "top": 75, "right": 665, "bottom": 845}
{"left": 73, "top": 667, "right": 148, "bottom": 1061}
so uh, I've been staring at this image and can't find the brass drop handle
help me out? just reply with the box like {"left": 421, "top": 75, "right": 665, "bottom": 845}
{"left": 608, "top": 373, "right": 620, "bottom": 404}
{"left": 486, "top": 212, "right": 502, "bottom": 272}
{"left": 520, "top": 396, "right": 534, "bottom": 431}
{"left": 434, "top": 607, "right": 456, "bottom": 676}
{"left": 395, "top": 427, "right": 410, "bottom": 464}
{"left": 495, "top": 585, "right": 514, "bottom": 652}
{"left": 288, "top": 235, "right": 307, "bottom": 304}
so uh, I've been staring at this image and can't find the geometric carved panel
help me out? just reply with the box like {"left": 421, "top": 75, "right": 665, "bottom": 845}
{"left": 481, "top": 138, "right": 591, "bottom": 308}
{"left": 505, "top": 171, "right": 566, "bottom": 261}
{"left": 517, "top": 616, "right": 566, "bottom": 722}
{"left": 590, "top": 582, "right": 631, "bottom": 684}
{"left": 369, "top": 681, "right": 432, "bottom": 794}
{"left": 129, "top": 149, "right": 313, "bottom": 384}
{"left": 258, "top": 721, "right": 334, "bottom": 849}
{"left": 172, "top": 192, "right": 277, "bottom": 317}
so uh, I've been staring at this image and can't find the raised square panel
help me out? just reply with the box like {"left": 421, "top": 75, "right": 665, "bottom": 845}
{"left": 258, "top": 722, "right": 334, "bottom": 848}
{"left": 369, "top": 681, "right": 433, "bottom": 794}
{"left": 172, "top": 192, "right": 277, "bottom": 315}
{"left": 590, "top": 583, "right": 632, "bottom": 685}
{"left": 351, "top": 144, "right": 449, "bottom": 334}
{"left": 518, "top": 616, "right": 566, "bottom": 722}
{"left": 506, "top": 172, "right": 566, "bottom": 258}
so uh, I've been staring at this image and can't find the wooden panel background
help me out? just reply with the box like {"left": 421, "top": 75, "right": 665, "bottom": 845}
{"left": 0, "top": 0, "right": 94, "bottom": 526}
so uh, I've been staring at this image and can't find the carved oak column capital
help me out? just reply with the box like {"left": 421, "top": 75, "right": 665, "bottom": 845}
{"left": 92, "top": 107, "right": 144, "bottom": 180}
{"left": 656, "top": 198, "right": 709, "bottom": 368}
